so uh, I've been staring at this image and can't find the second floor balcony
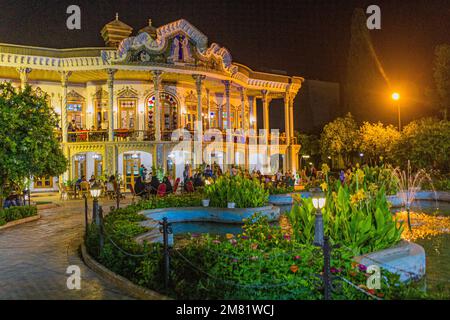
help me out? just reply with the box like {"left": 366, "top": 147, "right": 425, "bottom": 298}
{"left": 57, "top": 129, "right": 297, "bottom": 145}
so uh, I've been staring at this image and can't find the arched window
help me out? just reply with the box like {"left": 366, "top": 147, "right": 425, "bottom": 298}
{"left": 117, "top": 87, "right": 138, "bottom": 130}
{"left": 147, "top": 92, "right": 178, "bottom": 134}
{"left": 183, "top": 91, "right": 197, "bottom": 131}
{"left": 92, "top": 89, "right": 109, "bottom": 130}
{"left": 209, "top": 101, "right": 220, "bottom": 129}
{"left": 67, "top": 90, "right": 85, "bottom": 129}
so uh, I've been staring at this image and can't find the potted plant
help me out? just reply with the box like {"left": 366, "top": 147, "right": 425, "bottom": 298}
{"left": 227, "top": 187, "right": 236, "bottom": 208}
{"left": 202, "top": 199, "right": 210, "bottom": 207}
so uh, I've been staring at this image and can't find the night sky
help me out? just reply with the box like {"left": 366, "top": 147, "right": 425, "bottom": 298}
{"left": 1, "top": 0, "right": 450, "bottom": 132}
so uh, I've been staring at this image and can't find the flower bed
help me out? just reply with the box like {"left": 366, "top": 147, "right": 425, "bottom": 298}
{"left": 0, "top": 206, "right": 38, "bottom": 226}
{"left": 86, "top": 210, "right": 436, "bottom": 299}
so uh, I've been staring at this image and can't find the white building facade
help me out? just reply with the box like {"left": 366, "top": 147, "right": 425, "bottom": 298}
{"left": 0, "top": 17, "right": 303, "bottom": 192}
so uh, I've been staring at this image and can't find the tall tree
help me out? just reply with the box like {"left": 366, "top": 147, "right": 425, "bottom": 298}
{"left": 345, "top": 8, "right": 387, "bottom": 123}
{"left": 0, "top": 82, "right": 67, "bottom": 204}
{"left": 359, "top": 122, "right": 400, "bottom": 165}
{"left": 320, "top": 113, "right": 360, "bottom": 168}
{"left": 432, "top": 44, "right": 450, "bottom": 120}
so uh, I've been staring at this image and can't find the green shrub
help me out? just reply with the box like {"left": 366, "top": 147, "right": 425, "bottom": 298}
{"left": 205, "top": 174, "right": 269, "bottom": 208}
{"left": 288, "top": 181, "right": 403, "bottom": 255}
{"left": 0, "top": 206, "right": 37, "bottom": 225}
{"left": 265, "top": 183, "right": 295, "bottom": 195}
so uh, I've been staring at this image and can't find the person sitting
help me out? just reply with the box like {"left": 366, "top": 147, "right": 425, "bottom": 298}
{"left": 89, "top": 175, "right": 96, "bottom": 185}
{"left": 105, "top": 175, "right": 116, "bottom": 199}
{"left": 134, "top": 176, "right": 147, "bottom": 198}
{"left": 149, "top": 175, "right": 160, "bottom": 195}
{"left": 75, "top": 176, "right": 86, "bottom": 191}
{"left": 204, "top": 165, "right": 213, "bottom": 178}
{"left": 163, "top": 176, "right": 173, "bottom": 194}
{"left": 193, "top": 173, "right": 204, "bottom": 188}
{"left": 3, "top": 193, "right": 19, "bottom": 209}
{"left": 157, "top": 183, "right": 167, "bottom": 197}
{"left": 185, "top": 179, "right": 194, "bottom": 193}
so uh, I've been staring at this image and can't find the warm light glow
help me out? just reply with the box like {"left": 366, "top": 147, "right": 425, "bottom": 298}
{"left": 312, "top": 197, "right": 326, "bottom": 210}
{"left": 90, "top": 182, "right": 102, "bottom": 198}
{"left": 392, "top": 92, "right": 400, "bottom": 101}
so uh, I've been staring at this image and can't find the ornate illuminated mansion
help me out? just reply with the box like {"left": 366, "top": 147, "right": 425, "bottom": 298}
{"left": 0, "top": 16, "right": 303, "bottom": 192}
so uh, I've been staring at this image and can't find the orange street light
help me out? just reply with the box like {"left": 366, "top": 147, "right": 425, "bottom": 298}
{"left": 392, "top": 92, "right": 400, "bottom": 101}
{"left": 391, "top": 92, "right": 401, "bottom": 131}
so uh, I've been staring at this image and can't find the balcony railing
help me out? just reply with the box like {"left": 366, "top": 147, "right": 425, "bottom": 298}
{"left": 60, "top": 129, "right": 296, "bottom": 145}
{"left": 67, "top": 130, "right": 108, "bottom": 142}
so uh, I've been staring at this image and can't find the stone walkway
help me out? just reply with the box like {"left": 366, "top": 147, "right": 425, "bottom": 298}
{"left": 0, "top": 195, "right": 134, "bottom": 300}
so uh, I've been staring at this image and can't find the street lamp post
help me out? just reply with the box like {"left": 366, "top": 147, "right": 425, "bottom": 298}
{"left": 312, "top": 189, "right": 326, "bottom": 247}
{"left": 392, "top": 92, "right": 401, "bottom": 131}
{"left": 90, "top": 181, "right": 102, "bottom": 225}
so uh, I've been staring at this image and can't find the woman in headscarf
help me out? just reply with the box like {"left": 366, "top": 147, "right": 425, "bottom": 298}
{"left": 149, "top": 175, "right": 160, "bottom": 195}
{"left": 163, "top": 176, "right": 173, "bottom": 194}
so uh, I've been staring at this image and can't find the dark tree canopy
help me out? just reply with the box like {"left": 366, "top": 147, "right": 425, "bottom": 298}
{"left": 0, "top": 82, "right": 67, "bottom": 198}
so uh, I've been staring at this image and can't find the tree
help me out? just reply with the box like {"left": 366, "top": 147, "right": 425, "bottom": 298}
{"left": 359, "top": 122, "right": 400, "bottom": 165}
{"left": 392, "top": 118, "right": 450, "bottom": 172}
{"left": 432, "top": 44, "right": 450, "bottom": 120}
{"left": 320, "top": 113, "right": 360, "bottom": 168}
{"left": 0, "top": 82, "right": 67, "bottom": 204}
{"left": 295, "top": 132, "right": 320, "bottom": 158}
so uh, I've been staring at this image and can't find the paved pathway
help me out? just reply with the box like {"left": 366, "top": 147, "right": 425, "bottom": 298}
{"left": 0, "top": 196, "right": 134, "bottom": 300}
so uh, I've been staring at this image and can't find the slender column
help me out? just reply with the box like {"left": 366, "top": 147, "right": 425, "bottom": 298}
{"left": 289, "top": 95, "right": 296, "bottom": 173}
{"left": 107, "top": 69, "right": 117, "bottom": 142}
{"left": 261, "top": 90, "right": 271, "bottom": 140}
{"left": 17, "top": 68, "right": 32, "bottom": 91}
{"left": 193, "top": 74, "right": 206, "bottom": 167}
{"left": 60, "top": 71, "right": 72, "bottom": 144}
{"left": 289, "top": 95, "right": 295, "bottom": 142}
{"left": 152, "top": 70, "right": 163, "bottom": 141}
{"left": 239, "top": 87, "right": 247, "bottom": 130}
{"left": 284, "top": 92, "right": 291, "bottom": 145}
{"left": 248, "top": 96, "right": 257, "bottom": 131}
{"left": 222, "top": 80, "right": 231, "bottom": 129}
{"left": 206, "top": 88, "right": 211, "bottom": 129}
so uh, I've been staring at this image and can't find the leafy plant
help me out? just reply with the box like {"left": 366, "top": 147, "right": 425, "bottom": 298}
{"left": 0, "top": 206, "right": 37, "bottom": 226}
{"left": 290, "top": 182, "right": 403, "bottom": 255}
{"left": 205, "top": 174, "right": 269, "bottom": 208}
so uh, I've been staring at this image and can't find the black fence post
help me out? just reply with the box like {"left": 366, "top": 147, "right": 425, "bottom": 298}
{"left": 98, "top": 206, "right": 104, "bottom": 251}
{"left": 159, "top": 217, "right": 173, "bottom": 291}
{"left": 84, "top": 194, "right": 89, "bottom": 240}
{"left": 116, "top": 188, "right": 120, "bottom": 209}
{"left": 323, "top": 236, "right": 332, "bottom": 300}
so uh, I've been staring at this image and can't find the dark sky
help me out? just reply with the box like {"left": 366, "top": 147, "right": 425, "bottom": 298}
{"left": 1, "top": 0, "right": 450, "bottom": 131}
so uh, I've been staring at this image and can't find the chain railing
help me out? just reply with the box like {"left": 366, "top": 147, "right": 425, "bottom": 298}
{"left": 87, "top": 214, "right": 387, "bottom": 300}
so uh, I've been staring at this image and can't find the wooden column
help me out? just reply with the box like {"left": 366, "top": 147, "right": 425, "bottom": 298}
{"left": 107, "top": 69, "right": 117, "bottom": 142}
{"left": 152, "top": 70, "right": 163, "bottom": 141}
{"left": 17, "top": 67, "right": 32, "bottom": 91}
{"left": 239, "top": 87, "right": 247, "bottom": 130}
{"left": 193, "top": 74, "right": 206, "bottom": 167}
{"left": 60, "top": 71, "right": 72, "bottom": 144}
{"left": 222, "top": 80, "right": 231, "bottom": 129}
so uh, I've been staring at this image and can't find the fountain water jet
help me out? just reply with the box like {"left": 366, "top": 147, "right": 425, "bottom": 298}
{"left": 392, "top": 161, "right": 437, "bottom": 232}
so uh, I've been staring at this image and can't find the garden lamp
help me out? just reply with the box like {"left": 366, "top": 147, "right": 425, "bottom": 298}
{"left": 90, "top": 181, "right": 102, "bottom": 225}
{"left": 90, "top": 181, "right": 102, "bottom": 199}
{"left": 312, "top": 189, "right": 326, "bottom": 247}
